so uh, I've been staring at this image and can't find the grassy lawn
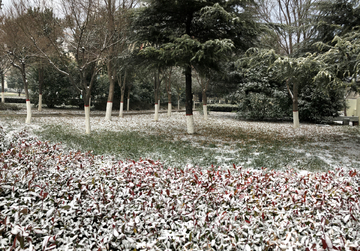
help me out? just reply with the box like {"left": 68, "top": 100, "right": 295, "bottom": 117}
{"left": 1, "top": 113, "right": 359, "bottom": 250}
{"left": 27, "top": 113, "right": 360, "bottom": 171}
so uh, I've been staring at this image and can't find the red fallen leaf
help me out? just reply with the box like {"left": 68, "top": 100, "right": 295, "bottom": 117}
{"left": 262, "top": 212, "right": 265, "bottom": 220}
{"left": 166, "top": 189, "right": 170, "bottom": 196}
{"left": 322, "top": 238, "right": 328, "bottom": 249}
{"left": 194, "top": 174, "right": 198, "bottom": 181}
{"left": 245, "top": 219, "right": 250, "bottom": 224}
{"left": 351, "top": 214, "right": 357, "bottom": 221}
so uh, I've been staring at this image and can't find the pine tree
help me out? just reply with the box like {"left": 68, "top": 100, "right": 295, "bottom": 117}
{"left": 133, "top": 0, "right": 259, "bottom": 133}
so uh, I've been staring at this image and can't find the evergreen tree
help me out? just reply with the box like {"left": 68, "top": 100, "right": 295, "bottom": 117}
{"left": 133, "top": 0, "right": 259, "bottom": 133}
{"left": 313, "top": 0, "right": 360, "bottom": 44}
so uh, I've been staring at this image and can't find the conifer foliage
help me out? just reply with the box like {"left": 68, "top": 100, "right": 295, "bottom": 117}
{"left": 132, "top": 0, "right": 259, "bottom": 133}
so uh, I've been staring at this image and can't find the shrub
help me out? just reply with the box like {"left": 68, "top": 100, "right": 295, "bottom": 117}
{"left": 0, "top": 102, "right": 20, "bottom": 110}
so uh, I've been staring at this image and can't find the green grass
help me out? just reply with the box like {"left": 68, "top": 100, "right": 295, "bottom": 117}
{"left": 37, "top": 125, "right": 214, "bottom": 167}
{"left": 33, "top": 121, "right": 359, "bottom": 171}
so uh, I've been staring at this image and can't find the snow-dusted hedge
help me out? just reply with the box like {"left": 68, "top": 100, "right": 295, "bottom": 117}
{"left": 0, "top": 129, "right": 360, "bottom": 250}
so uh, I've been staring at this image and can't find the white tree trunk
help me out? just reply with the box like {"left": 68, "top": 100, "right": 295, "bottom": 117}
{"left": 85, "top": 105, "right": 91, "bottom": 134}
{"left": 1, "top": 92, "right": 4, "bottom": 103}
{"left": 178, "top": 99, "right": 180, "bottom": 110}
{"left": 105, "top": 101, "right": 113, "bottom": 121}
{"left": 168, "top": 103, "right": 172, "bottom": 117}
{"left": 154, "top": 103, "right": 159, "bottom": 121}
{"left": 127, "top": 98, "right": 130, "bottom": 111}
{"left": 357, "top": 97, "right": 360, "bottom": 124}
{"left": 293, "top": 111, "right": 300, "bottom": 129}
{"left": 186, "top": 115, "right": 195, "bottom": 134}
{"left": 119, "top": 102, "right": 124, "bottom": 117}
{"left": 203, "top": 104, "right": 208, "bottom": 120}
{"left": 25, "top": 100, "right": 32, "bottom": 124}
{"left": 38, "top": 94, "right": 42, "bottom": 111}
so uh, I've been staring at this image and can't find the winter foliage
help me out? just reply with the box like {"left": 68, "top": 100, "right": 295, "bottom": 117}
{"left": 0, "top": 121, "right": 360, "bottom": 250}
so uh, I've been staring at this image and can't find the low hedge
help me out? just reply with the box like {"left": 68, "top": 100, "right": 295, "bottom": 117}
{"left": 207, "top": 104, "right": 238, "bottom": 112}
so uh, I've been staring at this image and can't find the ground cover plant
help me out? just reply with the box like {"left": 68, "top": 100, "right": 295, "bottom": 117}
{"left": 1, "top": 112, "right": 360, "bottom": 250}
{"left": 0, "top": 126, "right": 360, "bottom": 250}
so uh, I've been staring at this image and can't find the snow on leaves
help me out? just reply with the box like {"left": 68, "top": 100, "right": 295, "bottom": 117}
{"left": 0, "top": 131, "right": 360, "bottom": 250}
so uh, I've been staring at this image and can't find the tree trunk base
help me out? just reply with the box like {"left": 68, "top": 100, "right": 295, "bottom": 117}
{"left": 1, "top": 92, "right": 4, "bottom": 103}
{"left": 85, "top": 105, "right": 91, "bottom": 134}
{"left": 186, "top": 115, "right": 195, "bottom": 134}
{"left": 293, "top": 111, "right": 300, "bottom": 129}
{"left": 25, "top": 100, "right": 32, "bottom": 124}
{"left": 168, "top": 103, "right": 172, "bottom": 117}
{"left": 203, "top": 104, "right": 208, "bottom": 120}
{"left": 105, "top": 101, "right": 113, "bottom": 121}
{"left": 119, "top": 102, "right": 124, "bottom": 117}
{"left": 154, "top": 103, "right": 159, "bottom": 121}
{"left": 127, "top": 98, "right": 130, "bottom": 111}
{"left": 38, "top": 94, "right": 42, "bottom": 111}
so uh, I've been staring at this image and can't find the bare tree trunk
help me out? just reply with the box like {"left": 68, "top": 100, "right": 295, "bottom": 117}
{"left": 119, "top": 93, "right": 124, "bottom": 117}
{"left": 202, "top": 89, "right": 208, "bottom": 120}
{"left": 38, "top": 62, "right": 43, "bottom": 111}
{"left": 83, "top": 70, "right": 97, "bottom": 134}
{"left": 168, "top": 100, "right": 172, "bottom": 117}
{"left": 83, "top": 85, "right": 91, "bottom": 134}
{"left": 154, "top": 69, "right": 160, "bottom": 121}
{"left": 118, "top": 71, "right": 126, "bottom": 118}
{"left": 105, "top": 71, "right": 115, "bottom": 121}
{"left": 288, "top": 80, "right": 299, "bottom": 129}
{"left": 105, "top": 0, "right": 116, "bottom": 121}
{"left": 185, "top": 65, "right": 194, "bottom": 134}
{"left": 1, "top": 72, "right": 4, "bottom": 103}
{"left": 166, "top": 68, "right": 172, "bottom": 117}
{"left": 20, "top": 64, "right": 32, "bottom": 124}
{"left": 127, "top": 84, "right": 131, "bottom": 111}
{"left": 293, "top": 88, "right": 299, "bottom": 129}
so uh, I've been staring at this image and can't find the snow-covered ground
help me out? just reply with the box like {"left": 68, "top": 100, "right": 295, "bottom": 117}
{"left": 1, "top": 109, "right": 360, "bottom": 170}
{"left": 1, "top": 109, "right": 360, "bottom": 250}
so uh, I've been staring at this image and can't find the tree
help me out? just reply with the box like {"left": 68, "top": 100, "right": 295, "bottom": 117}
{"left": 28, "top": 58, "right": 78, "bottom": 108}
{"left": 0, "top": 55, "right": 10, "bottom": 103}
{"left": 239, "top": 48, "right": 326, "bottom": 128}
{"left": 1, "top": 6, "right": 39, "bottom": 124}
{"left": 163, "top": 67, "right": 173, "bottom": 117}
{"left": 133, "top": 0, "right": 259, "bottom": 133}
{"left": 256, "top": 0, "right": 317, "bottom": 55}
{"left": 104, "top": 0, "right": 137, "bottom": 121}
{"left": 312, "top": 0, "right": 360, "bottom": 45}
{"left": 193, "top": 67, "right": 213, "bottom": 120}
{"left": 27, "top": 0, "right": 117, "bottom": 134}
